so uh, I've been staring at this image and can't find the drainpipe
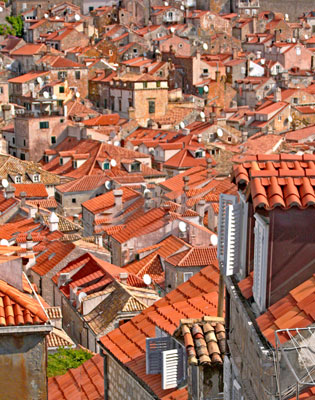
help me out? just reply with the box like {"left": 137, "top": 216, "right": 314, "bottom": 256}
{"left": 100, "top": 349, "right": 108, "bottom": 400}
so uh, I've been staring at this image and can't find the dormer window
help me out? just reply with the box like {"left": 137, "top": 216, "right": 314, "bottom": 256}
{"left": 59, "top": 158, "right": 63, "bottom": 166}
{"left": 103, "top": 162, "right": 110, "bottom": 170}
{"left": 195, "top": 150, "right": 204, "bottom": 158}
{"left": 72, "top": 160, "right": 77, "bottom": 169}
{"left": 131, "top": 162, "right": 141, "bottom": 172}
{"left": 15, "top": 176, "right": 22, "bottom": 184}
{"left": 33, "top": 174, "right": 40, "bottom": 182}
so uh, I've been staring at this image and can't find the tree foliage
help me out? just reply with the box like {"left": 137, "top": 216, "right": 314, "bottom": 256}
{"left": 47, "top": 347, "right": 93, "bottom": 378}
{"left": 0, "top": 15, "right": 24, "bottom": 37}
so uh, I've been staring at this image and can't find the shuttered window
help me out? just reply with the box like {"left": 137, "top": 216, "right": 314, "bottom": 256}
{"left": 253, "top": 214, "right": 269, "bottom": 312}
{"left": 223, "top": 203, "right": 242, "bottom": 276}
{"left": 162, "top": 349, "right": 178, "bottom": 390}
{"left": 146, "top": 337, "right": 171, "bottom": 374}
{"left": 217, "top": 194, "right": 238, "bottom": 265}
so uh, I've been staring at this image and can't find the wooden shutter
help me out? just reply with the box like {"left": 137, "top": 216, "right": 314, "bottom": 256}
{"left": 223, "top": 203, "right": 242, "bottom": 276}
{"left": 224, "top": 355, "right": 232, "bottom": 400}
{"left": 162, "top": 349, "right": 179, "bottom": 390}
{"left": 253, "top": 214, "right": 269, "bottom": 312}
{"left": 146, "top": 337, "right": 171, "bottom": 374}
{"left": 217, "top": 194, "right": 237, "bottom": 264}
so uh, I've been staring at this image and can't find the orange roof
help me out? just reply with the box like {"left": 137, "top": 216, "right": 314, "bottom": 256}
{"left": 256, "top": 274, "right": 315, "bottom": 346}
{"left": 166, "top": 247, "right": 217, "bottom": 267}
{"left": 100, "top": 263, "right": 220, "bottom": 398}
{"left": 13, "top": 183, "right": 48, "bottom": 198}
{"left": 8, "top": 70, "right": 49, "bottom": 84}
{"left": 285, "top": 124, "right": 315, "bottom": 142}
{"left": 0, "top": 279, "right": 47, "bottom": 326}
{"left": 56, "top": 175, "right": 108, "bottom": 194}
{"left": 82, "top": 186, "right": 139, "bottom": 214}
{"left": 83, "top": 114, "right": 120, "bottom": 126}
{"left": 232, "top": 154, "right": 315, "bottom": 210}
{"left": 11, "top": 43, "right": 46, "bottom": 56}
{"left": 48, "top": 354, "right": 104, "bottom": 399}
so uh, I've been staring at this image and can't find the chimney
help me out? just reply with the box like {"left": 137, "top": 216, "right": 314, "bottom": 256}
{"left": 242, "top": 131, "right": 248, "bottom": 142}
{"left": 5, "top": 184, "right": 16, "bottom": 199}
{"left": 144, "top": 190, "right": 153, "bottom": 211}
{"left": 26, "top": 232, "right": 33, "bottom": 251}
{"left": 252, "top": 14, "right": 257, "bottom": 33}
{"left": 119, "top": 272, "right": 128, "bottom": 285}
{"left": 275, "top": 29, "right": 281, "bottom": 43}
{"left": 113, "top": 189, "right": 123, "bottom": 211}
{"left": 206, "top": 157, "right": 212, "bottom": 178}
{"left": 196, "top": 199, "right": 206, "bottom": 218}
{"left": 28, "top": 207, "right": 37, "bottom": 219}
{"left": 20, "top": 191, "right": 26, "bottom": 207}
{"left": 232, "top": 47, "right": 238, "bottom": 60}
{"left": 49, "top": 212, "right": 59, "bottom": 232}
{"left": 274, "top": 87, "right": 282, "bottom": 102}
{"left": 2, "top": 104, "right": 11, "bottom": 121}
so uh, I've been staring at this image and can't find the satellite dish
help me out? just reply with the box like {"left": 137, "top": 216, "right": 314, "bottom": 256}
{"left": 204, "top": 85, "right": 209, "bottom": 93}
{"left": 110, "top": 159, "right": 117, "bottom": 167}
{"left": 78, "top": 292, "right": 87, "bottom": 303}
{"left": 75, "top": 92, "right": 80, "bottom": 98}
{"left": 180, "top": 121, "right": 185, "bottom": 129}
{"left": 37, "top": 77, "right": 42, "bottom": 83}
{"left": 43, "top": 91, "right": 49, "bottom": 99}
{"left": 0, "top": 7, "right": 3, "bottom": 12}
{"left": 155, "top": 49, "right": 161, "bottom": 54}
{"left": 217, "top": 128, "right": 223, "bottom": 137}
{"left": 200, "top": 111, "right": 205, "bottom": 119}
{"left": 105, "top": 180, "right": 112, "bottom": 190}
{"left": 144, "top": 188, "right": 150, "bottom": 195}
{"left": 164, "top": 1, "right": 169, "bottom": 5}
{"left": 203, "top": 43, "right": 208, "bottom": 50}
{"left": 210, "top": 234, "right": 218, "bottom": 246}
{"left": 170, "top": 27, "right": 175, "bottom": 33}
{"left": 305, "top": 34, "right": 309, "bottom": 40}
{"left": 108, "top": 140, "right": 112, "bottom": 145}
{"left": 143, "top": 274, "right": 152, "bottom": 285}
{"left": 288, "top": 115, "right": 293, "bottom": 122}
{"left": 180, "top": 5, "right": 185, "bottom": 10}
{"left": 114, "top": 140, "right": 120, "bottom": 147}
{"left": 44, "top": 13, "right": 49, "bottom": 18}
{"left": 74, "top": 13, "right": 81, "bottom": 21}
{"left": 0, "top": 239, "right": 9, "bottom": 246}
{"left": 1, "top": 178, "right": 8, "bottom": 188}
{"left": 56, "top": 16, "right": 60, "bottom": 20}
{"left": 179, "top": 221, "right": 187, "bottom": 233}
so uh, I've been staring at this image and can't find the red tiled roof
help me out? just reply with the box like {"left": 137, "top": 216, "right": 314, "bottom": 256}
{"left": 56, "top": 175, "right": 108, "bottom": 194}
{"left": 232, "top": 154, "right": 315, "bottom": 210}
{"left": 83, "top": 114, "right": 120, "bottom": 126}
{"left": 166, "top": 247, "right": 217, "bottom": 267}
{"left": 0, "top": 191, "right": 19, "bottom": 215}
{"left": 48, "top": 354, "right": 104, "bottom": 400}
{"left": 285, "top": 124, "right": 315, "bottom": 142}
{"left": 13, "top": 183, "right": 48, "bottom": 198}
{"left": 100, "top": 263, "right": 220, "bottom": 398}
{"left": 8, "top": 70, "right": 49, "bottom": 84}
{"left": 0, "top": 279, "right": 47, "bottom": 326}
{"left": 256, "top": 274, "right": 315, "bottom": 346}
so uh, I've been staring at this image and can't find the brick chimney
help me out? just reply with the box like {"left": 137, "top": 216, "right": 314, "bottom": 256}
{"left": 20, "top": 191, "right": 26, "bottom": 207}
{"left": 119, "top": 272, "right": 128, "bottom": 285}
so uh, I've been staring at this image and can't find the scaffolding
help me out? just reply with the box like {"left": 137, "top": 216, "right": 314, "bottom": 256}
{"left": 275, "top": 327, "right": 315, "bottom": 400}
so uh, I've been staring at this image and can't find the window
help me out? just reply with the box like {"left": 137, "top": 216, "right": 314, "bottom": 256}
{"left": 39, "top": 121, "right": 49, "bottom": 129}
{"left": 23, "top": 139, "right": 26, "bottom": 146}
{"left": 143, "top": 82, "right": 148, "bottom": 88}
{"left": 60, "top": 119, "right": 64, "bottom": 123}
{"left": 59, "top": 158, "right": 63, "bottom": 165}
{"left": 72, "top": 160, "right": 77, "bottom": 169}
{"left": 58, "top": 100, "right": 63, "bottom": 107}
{"left": 296, "top": 47, "right": 301, "bottom": 56}
{"left": 59, "top": 86, "right": 65, "bottom": 93}
{"left": 103, "top": 162, "right": 110, "bottom": 170}
{"left": 0, "top": 87, "right": 3, "bottom": 94}
{"left": 72, "top": 198, "right": 76, "bottom": 203}
{"left": 131, "top": 162, "right": 140, "bottom": 172}
{"left": 33, "top": 174, "right": 40, "bottom": 182}
{"left": 293, "top": 97, "right": 298, "bottom": 104}
{"left": 89, "top": 6, "right": 94, "bottom": 12}
{"left": 203, "top": 68, "right": 209, "bottom": 75}
{"left": 195, "top": 150, "right": 203, "bottom": 158}
{"left": 104, "top": 99, "right": 107, "bottom": 108}
{"left": 149, "top": 100, "right": 155, "bottom": 114}
{"left": 109, "top": 50, "right": 113, "bottom": 56}
{"left": 128, "top": 98, "right": 132, "bottom": 108}
{"left": 183, "top": 272, "right": 193, "bottom": 282}
{"left": 253, "top": 214, "right": 269, "bottom": 312}
{"left": 178, "top": 43, "right": 183, "bottom": 48}
{"left": 51, "top": 136, "right": 56, "bottom": 144}
{"left": 20, "top": 153, "right": 25, "bottom": 160}
{"left": 44, "top": 155, "right": 49, "bottom": 163}
{"left": 119, "top": 99, "right": 122, "bottom": 112}
{"left": 58, "top": 71, "right": 67, "bottom": 80}
{"left": 133, "top": 48, "right": 138, "bottom": 54}
{"left": 12, "top": 137, "right": 15, "bottom": 144}
{"left": 278, "top": 115, "right": 282, "bottom": 121}
{"left": 157, "top": 81, "right": 161, "bottom": 87}
{"left": 15, "top": 176, "right": 22, "bottom": 183}
{"left": 75, "top": 71, "right": 80, "bottom": 80}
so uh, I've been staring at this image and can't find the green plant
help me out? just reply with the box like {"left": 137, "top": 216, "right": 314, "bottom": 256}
{"left": 0, "top": 15, "right": 24, "bottom": 37}
{"left": 47, "top": 347, "right": 93, "bottom": 378}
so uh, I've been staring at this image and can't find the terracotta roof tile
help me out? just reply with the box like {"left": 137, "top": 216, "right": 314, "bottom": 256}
{"left": 0, "top": 279, "right": 47, "bottom": 326}
{"left": 48, "top": 354, "right": 104, "bottom": 400}
{"left": 256, "top": 274, "right": 315, "bottom": 346}
{"left": 100, "top": 263, "right": 219, "bottom": 398}
{"left": 233, "top": 154, "right": 315, "bottom": 210}
{"left": 166, "top": 247, "right": 217, "bottom": 267}
{"left": 13, "top": 183, "right": 48, "bottom": 198}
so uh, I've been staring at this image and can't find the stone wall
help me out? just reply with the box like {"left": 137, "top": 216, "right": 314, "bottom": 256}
{"left": 106, "top": 353, "right": 155, "bottom": 400}
{"left": 259, "top": 0, "right": 315, "bottom": 22}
